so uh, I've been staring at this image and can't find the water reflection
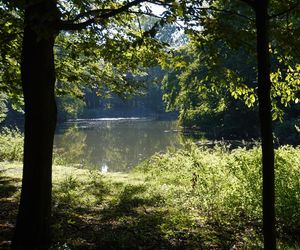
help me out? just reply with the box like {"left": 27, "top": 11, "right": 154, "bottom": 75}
{"left": 101, "top": 163, "right": 108, "bottom": 173}
{"left": 54, "top": 118, "right": 184, "bottom": 172}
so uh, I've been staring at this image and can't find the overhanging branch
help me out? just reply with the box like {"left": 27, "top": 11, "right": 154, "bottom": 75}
{"left": 193, "top": 6, "right": 254, "bottom": 22}
{"left": 59, "top": 0, "right": 148, "bottom": 31}
{"left": 69, "top": 9, "right": 112, "bottom": 22}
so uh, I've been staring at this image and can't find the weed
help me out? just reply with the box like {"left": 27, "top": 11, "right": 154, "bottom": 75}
{"left": 0, "top": 127, "right": 23, "bottom": 161}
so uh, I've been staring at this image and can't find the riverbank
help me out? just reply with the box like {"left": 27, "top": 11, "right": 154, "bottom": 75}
{"left": 1, "top": 145, "right": 300, "bottom": 249}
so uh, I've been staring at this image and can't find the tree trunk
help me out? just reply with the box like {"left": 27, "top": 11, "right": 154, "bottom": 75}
{"left": 12, "top": 1, "right": 59, "bottom": 249}
{"left": 255, "top": 1, "right": 276, "bottom": 249}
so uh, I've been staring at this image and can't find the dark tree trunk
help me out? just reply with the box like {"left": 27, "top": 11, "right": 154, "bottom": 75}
{"left": 255, "top": 0, "right": 276, "bottom": 249}
{"left": 12, "top": 1, "right": 59, "bottom": 249}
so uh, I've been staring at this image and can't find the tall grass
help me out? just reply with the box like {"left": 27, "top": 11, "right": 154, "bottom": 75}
{"left": 0, "top": 127, "right": 23, "bottom": 161}
{"left": 135, "top": 144, "right": 300, "bottom": 243}
{"left": 1, "top": 130, "right": 299, "bottom": 248}
{"left": 0, "top": 127, "right": 80, "bottom": 165}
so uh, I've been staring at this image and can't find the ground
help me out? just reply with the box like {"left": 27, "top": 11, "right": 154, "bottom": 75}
{"left": 0, "top": 162, "right": 248, "bottom": 249}
{"left": 1, "top": 150, "right": 300, "bottom": 250}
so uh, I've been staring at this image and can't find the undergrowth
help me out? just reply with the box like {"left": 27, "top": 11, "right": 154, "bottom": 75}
{"left": 135, "top": 144, "right": 300, "bottom": 248}
{"left": 0, "top": 127, "right": 23, "bottom": 161}
{"left": 0, "top": 127, "right": 78, "bottom": 166}
{"left": 1, "top": 128, "right": 300, "bottom": 249}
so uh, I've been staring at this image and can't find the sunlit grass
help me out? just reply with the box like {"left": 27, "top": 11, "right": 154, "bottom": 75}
{"left": 134, "top": 144, "right": 300, "bottom": 249}
{"left": 1, "top": 142, "right": 300, "bottom": 249}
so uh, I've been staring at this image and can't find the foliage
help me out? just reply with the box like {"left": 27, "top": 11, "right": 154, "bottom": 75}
{"left": 0, "top": 4, "right": 23, "bottom": 105}
{"left": 162, "top": 42, "right": 261, "bottom": 138}
{"left": 270, "top": 62, "right": 300, "bottom": 119}
{"left": 52, "top": 170, "right": 109, "bottom": 208}
{"left": 161, "top": 0, "right": 300, "bottom": 129}
{"left": 0, "top": 127, "right": 23, "bottom": 161}
{"left": 75, "top": 65, "right": 168, "bottom": 119}
{"left": 0, "top": 0, "right": 173, "bottom": 112}
{"left": 56, "top": 95, "right": 86, "bottom": 122}
{"left": 136, "top": 144, "right": 300, "bottom": 244}
{"left": 1, "top": 145, "right": 300, "bottom": 248}
{"left": 54, "top": 30, "right": 161, "bottom": 100}
{"left": 0, "top": 93, "right": 8, "bottom": 122}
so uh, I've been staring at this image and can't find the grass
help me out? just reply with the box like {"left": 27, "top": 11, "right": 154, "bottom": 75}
{"left": 0, "top": 163, "right": 179, "bottom": 249}
{"left": 1, "top": 144, "right": 300, "bottom": 249}
{"left": 0, "top": 128, "right": 23, "bottom": 162}
{"left": 135, "top": 144, "right": 300, "bottom": 249}
{"left": 0, "top": 128, "right": 300, "bottom": 249}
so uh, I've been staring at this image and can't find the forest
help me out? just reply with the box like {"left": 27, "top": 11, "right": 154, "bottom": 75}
{"left": 0, "top": 0, "right": 300, "bottom": 249}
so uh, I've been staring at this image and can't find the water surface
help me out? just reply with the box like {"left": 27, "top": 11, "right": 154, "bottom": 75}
{"left": 54, "top": 118, "right": 185, "bottom": 172}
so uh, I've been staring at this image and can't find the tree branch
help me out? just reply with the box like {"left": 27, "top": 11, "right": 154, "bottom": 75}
{"left": 193, "top": 7, "right": 254, "bottom": 22}
{"left": 59, "top": 0, "right": 148, "bottom": 31}
{"left": 127, "top": 10, "right": 161, "bottom": 19}
{"left": 269, "top": 1, "right": 299, "bottom": 19}
{"left": 147, "top": 0, "right": 172, "bottom": 8}
{"left": 69, "top": 9, "right": 112, "bottom": 22}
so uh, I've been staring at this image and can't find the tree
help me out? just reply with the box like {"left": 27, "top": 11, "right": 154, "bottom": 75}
{"left": 0, "top": 4, "right": 23, "bottom": 114}
{"left": 0, "top": 0, "right": 171, "bottom": 248}
{"left": 168, "top": 0, "right": 299, "bottom": 248}
{"left": 162, "top": 41, "right": 260, "bottom": 138}
{"left": 253, "top": 1, "right": 276, "bottom": 248}
{"left": 2, "top": 0, "right": 298, "bottom": 248}
{"left": 11, "top": 1, "right": 60, "bottom": 248}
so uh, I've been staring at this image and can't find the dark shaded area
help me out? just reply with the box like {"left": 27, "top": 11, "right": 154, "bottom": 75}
{"left": 0, "top": 174, "right": 20, "bottom": 250}
{"left": 49, "top": 185, "right": 265, "bottom": 250}
{"left": 1, "top": 170, "right": 300, "bottom": 249}
{"left": 0, "top": 173, "right": 19, "bottom": 198}
{"left": 51, "top": 184, "right": 194, "bottom": 249}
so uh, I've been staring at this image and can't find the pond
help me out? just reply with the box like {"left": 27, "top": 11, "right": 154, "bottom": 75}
{"left": 54, "top": 118, "right": 189, "bottom": 172}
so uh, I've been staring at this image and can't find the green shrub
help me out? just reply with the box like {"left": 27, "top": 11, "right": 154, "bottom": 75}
{"left": 136, "top": 144, "right": 300, "bottom": 237}
{"left": 0, "top": 127, "right": 23, "bottom": 161}
{"left": 52, "top": 170, "right": 109, "bottom": 208}
{"left": 275, "top": 146, "right": 300, "bottom": 229}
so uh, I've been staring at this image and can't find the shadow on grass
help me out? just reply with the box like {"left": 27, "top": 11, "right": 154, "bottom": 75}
{"left": 0, "top": 174, "right": 19, "bottom": 250}
{"left": 51, "top": 180, "right": 266, "bottom": 249}
{"left": 0, "top": 174, "right": 19, "bottom": 198}
{"left": 95, "top": 184, "right": 174, "bottom": 250}
{"left": 52, "top": 183, "right": 207, "bottom": 249}
{"left": 2, "top": 171, "right": 298, "bottom": 250}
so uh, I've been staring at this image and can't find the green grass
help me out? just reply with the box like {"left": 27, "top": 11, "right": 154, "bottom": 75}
{"left": 0, "top": 127, "right": 23, "bottom": 162}
{"left": 134, "top": 144, "right": 300, "bottom": 249}
{"left": 0, "top": 128, "right": 300, "bottom": 249}
{"left": 0, "top": 163, "right": 177, "bottom": 249}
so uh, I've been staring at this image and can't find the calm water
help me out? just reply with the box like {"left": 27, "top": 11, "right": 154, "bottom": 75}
{"left": 54, "top": 118, "right": 186, "bottom": 172}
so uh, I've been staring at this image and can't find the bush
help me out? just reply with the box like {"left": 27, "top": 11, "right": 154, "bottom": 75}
{"left": 0, "top": 127, "right": 23, "bottom": 161}
{"left": 136, "top": 144, "right": 300, "bottom": 240}
{"left": 52, "top": 170, "right": 109, "bottom": 208}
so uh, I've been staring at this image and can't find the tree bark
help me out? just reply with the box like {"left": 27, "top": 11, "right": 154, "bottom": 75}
{"left": 255, "top": 0, "right": 276, "bottom": 249}
{"left": 11, "top": 1, "right": 59, "bottom": 249}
